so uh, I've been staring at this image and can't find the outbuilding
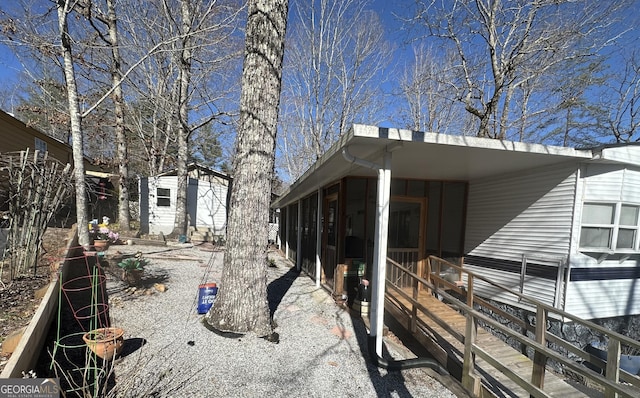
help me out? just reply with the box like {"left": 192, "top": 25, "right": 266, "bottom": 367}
{"left": 139, "top": 163, "right": 231, "bottom": 240}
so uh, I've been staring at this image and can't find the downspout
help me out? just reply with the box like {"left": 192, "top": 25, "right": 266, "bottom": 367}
{"left": 342, "top": 147, "right": 448, "bottom": 375}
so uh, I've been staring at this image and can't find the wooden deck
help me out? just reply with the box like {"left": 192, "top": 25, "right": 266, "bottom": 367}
{"left": 382, "top": 256, "right": 640, "bottom": 398}
{"left": 386, "top": 287, "right": 596, "bottom": 397}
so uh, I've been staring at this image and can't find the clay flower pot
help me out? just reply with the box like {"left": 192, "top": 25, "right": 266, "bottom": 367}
{"left": 82, "top": 327, "right": 124, "bottom": 360}
{"left": 93, "top": 239, "right": 109, "bottom": 252}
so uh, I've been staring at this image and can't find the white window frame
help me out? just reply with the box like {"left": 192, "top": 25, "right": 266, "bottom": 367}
{"left": 579, "top": 201, "right": 640, "bottom": 253}
{"left": 156, "top": 188, "right": 171, "bottom": 207}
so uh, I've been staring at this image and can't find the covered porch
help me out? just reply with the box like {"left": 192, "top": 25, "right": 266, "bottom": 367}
{"left": 272, "top": 124, "right": 591, "bottom": 358}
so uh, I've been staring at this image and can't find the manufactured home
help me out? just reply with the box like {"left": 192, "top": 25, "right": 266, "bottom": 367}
{"left": 273, "top": 124, "right": 640, "bottom": 323}
{"left": 139, "top": 164, "right": 231, "bottom": 238}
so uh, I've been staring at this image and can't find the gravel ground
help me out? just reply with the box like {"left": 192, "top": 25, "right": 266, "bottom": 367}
{"left": 104, "top": 242, "right": 459, "bottom": 398}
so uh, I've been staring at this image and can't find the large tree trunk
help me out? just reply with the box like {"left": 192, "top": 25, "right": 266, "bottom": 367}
{"left": 57, "top": 0, "right": 89, "bottom": 247}
{"left": 205, "top": 0, "right": 289, "bottom": 337}
{"left": 106, "top": 0, "right": 130, "bottom": 231}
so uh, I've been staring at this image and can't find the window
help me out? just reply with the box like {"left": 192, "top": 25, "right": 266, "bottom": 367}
{"left": 580, "top": 202, "right": 640, "bottom": 252}
{"left": 157, "top": 188, "right": 171, "bottom": 207}
{"left": 34, "top": 137, "right": 47, "bottom": 155}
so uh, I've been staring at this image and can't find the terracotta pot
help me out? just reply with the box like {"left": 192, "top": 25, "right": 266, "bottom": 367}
{"left": 122, "top": 269, "right": 143, "bottom": 286}
{"left": 93, "top": 239, "right": 109, "bottom": 251}
{"left": 82, "top": 327, "right": 124, "bottom": 360}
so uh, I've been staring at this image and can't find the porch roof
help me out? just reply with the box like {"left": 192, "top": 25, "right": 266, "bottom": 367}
{"left": 273, "top": 124, "right": 593, "bottom": 208}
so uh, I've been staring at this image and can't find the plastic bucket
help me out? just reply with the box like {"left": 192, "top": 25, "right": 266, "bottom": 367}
{"left": 197, "top": 283, "right": 218, "bottom": 314}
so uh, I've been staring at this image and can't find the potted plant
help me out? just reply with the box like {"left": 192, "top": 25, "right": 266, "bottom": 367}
{"left": 89, "top": 223, "right": 120, "bottom": 251}
{"left": 117, "top": 254, "right": 147, "bottom": 286}
{"left": 82, "top": 326, "right": 124, "bottom": 360}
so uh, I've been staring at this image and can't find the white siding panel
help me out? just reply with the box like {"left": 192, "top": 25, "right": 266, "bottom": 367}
{"left": 148, "top": 176, "right": 178, "bottom": 235}
{"left": 522, "top": 277, "right": 558, "bottom": 307}
{"left": 465, "top": 163, "right": 577, "bottom": 262}
{"left": 566, "top": 279, "right": 640, "bottom": 319}
{"left": 464, "top": 265, "right": 561, "bottom": 309}
{"left": 195, "top": 178, "right": 229, "bottom": 234}
{"left": 464, "top": 164, "right": 576, "bottom": 308}
{"left": 463, "top": 265, "right": 525, "bottom": 308}
{"left": 622, "top": 167, "right": 640, "bottom": 203}
{"left": 583, "top": 164, "right": 625, "bottom": 201}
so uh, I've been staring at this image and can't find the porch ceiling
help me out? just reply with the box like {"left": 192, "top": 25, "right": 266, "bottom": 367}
{"left": 273, "top": 124, "right": 594, "bottom": 207}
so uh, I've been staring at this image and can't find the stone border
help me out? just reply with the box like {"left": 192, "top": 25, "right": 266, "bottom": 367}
{"left": 0, "top": 227, "right": 78, "bottom": 378}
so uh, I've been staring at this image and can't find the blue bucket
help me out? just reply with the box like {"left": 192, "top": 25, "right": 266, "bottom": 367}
{"left": 197, "top": 283, "right": 218, "bottom": 314}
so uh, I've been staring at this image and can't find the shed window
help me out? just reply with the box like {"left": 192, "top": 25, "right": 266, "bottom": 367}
{"left": 157, "top": 188, "right": 171, "bottom": 207}
{"left": 580, "top": 202, "right": 639, "bottom": 252}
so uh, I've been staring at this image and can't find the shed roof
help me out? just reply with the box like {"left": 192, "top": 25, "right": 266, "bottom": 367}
{"left": 273, "top": 124, "right": 594, "bottom": 208}
{"left": 155, "top": 162, "right": 231, "bottom": 180}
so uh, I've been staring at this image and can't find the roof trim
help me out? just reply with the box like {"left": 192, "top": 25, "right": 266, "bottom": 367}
{"left": 273, "top": 125, "right": 599, "bottom": 208}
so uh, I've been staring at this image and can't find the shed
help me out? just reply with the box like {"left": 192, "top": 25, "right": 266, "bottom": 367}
{"left": 139, "top": 164, "right": 231, "bottom": 239}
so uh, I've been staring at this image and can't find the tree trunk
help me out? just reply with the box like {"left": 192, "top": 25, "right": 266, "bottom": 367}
{"left": 106, "top": 0, "right": 130, "bottom": 231}
{"left": 171, "top": 0, "right": 192, "bottom": 237}
{"left": 204, "top": 0, "right": 289, "bottom": 337}
{"left": 57, "top": 0, "right": 89, "bottom": 247}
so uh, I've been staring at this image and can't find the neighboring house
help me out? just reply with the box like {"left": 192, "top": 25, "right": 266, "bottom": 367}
{"left": 273, "top": 124, "right": 640, "bottom": 322}
{"left": 0, "top": 109, "right": 74, "bottom": 164}
{"left": 0, "top": 110, "right": 108, "bottom": 224}
{"left": 139, "top": 163, "right": 231, "bottom": 238}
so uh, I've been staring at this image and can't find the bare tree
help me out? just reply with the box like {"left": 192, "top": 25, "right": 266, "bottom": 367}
{"left": 105, "top": 0, "right": 131, "bottom": 230}
{"left": 171, "top": 0, "right": 195, "bottom": 237}
{"left": 205, "top": 0, "right": 289, "bottom": 337}
{"left": 79, "top": 0, "right": 132, "bottom": 230}
{"left": 56, "top": 0, "right": 91, "bottom": 247}
{"left": 399, "top": 44, "right": 465, "bottom": 133}
{"left": 414, "top": 0, "right": 629, "bottom": 140}
{"left": 119, "top": 0, "right": 241, "bottom": 178}
{"left": 598, "top": 52, "right": 640, "bottom": 143}
{"left": 277, "top": 0, "right": 391, "bottom": 181}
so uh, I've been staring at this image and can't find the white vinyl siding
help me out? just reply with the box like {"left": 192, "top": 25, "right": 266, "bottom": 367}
{"left": 566, "top": 280, "right": 640, "bottom": 320}
{"left": 565, "top": 164, "right": 640, "bottom": 319}
{"left": 148, "top": 176, "right": 178, "bottom": 235}
{"left": 142, "top": 171, "right": 231, "bottom": 236}
{"left": 193, "top": 176, "right": 229, "bottom": 235}
{"left": 464, "top": 163, "right": 577, "bottom": 310}
{"left": 465, "top": 163, "right": 577, "bottom": 261}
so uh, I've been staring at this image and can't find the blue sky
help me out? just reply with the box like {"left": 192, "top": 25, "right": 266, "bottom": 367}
{"left": 1, "top": 0, "right": 637, "bottom": 123}
{"left": 0, "top": 43, "right": 20, "bottom": 86}
{"left": 0, "top": 0, "right": 409, "bottom": 110}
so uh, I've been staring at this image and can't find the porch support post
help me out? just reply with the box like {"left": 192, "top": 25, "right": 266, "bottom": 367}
{"left": 296, "top": 200, "right": 302, "bottom": 271}
{"left": 315, "top": 188, "right": 322, "bottom": 287}
{"left": 285, "top": 205, "right": 290, "bottom": 261}
{"left": 371, "top": 150, "right": 392, "bottom": 357}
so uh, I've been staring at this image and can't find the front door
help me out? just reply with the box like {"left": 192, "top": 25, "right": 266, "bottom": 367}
{"left": 387, "top": 197, "right": 425, "bottom": 288}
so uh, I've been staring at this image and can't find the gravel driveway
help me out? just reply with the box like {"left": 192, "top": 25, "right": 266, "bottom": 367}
{"left": 104, "top": 242, "right": 459, "bottom": 398}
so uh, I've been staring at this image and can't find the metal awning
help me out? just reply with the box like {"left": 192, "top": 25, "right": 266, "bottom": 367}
{"left": 273, "top": 124, "right": 594, "bottom": 208}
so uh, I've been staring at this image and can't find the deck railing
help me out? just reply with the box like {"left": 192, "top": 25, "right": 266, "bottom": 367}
{"left": 385, "top": 255, "right": 640, "bottom": 398}
{"left": 387, "top": 248, "right": 419, "bottom": 287}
